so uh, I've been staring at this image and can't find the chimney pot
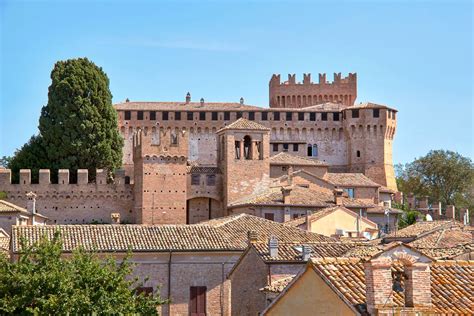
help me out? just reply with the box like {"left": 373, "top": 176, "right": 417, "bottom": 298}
{"left": 334, "top": 188, "right": 344, "bottom": 206}
{"left": 240, "top": 97, "right": 244, "bottom": 105}
{"left": 301, "top": 244, "right": 312, "bottom": 261}
{"left": 200, "top": 98, "right": 204, "bottom": 105}
{"left": 281, "top": 186, "right": 292, "bottom": 204}
{"left": 26, "top": 191, "right": 37, "bottom": 214}
{"left": 185, "top": 92, "right": 191, "bottom": 104}
{"left": 247, "top": 230, "right": 258, "bottom": 244}
{"left": 111, "top": 213, "right": 120, "bottom": 224}
{"left": 268, "top": 236, "right": 278, "bottom": 258}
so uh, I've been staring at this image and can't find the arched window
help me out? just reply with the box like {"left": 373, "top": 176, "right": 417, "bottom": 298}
{"left": 312, "top": 144, "right": 318, "bottom": 157}
{"left": 243, "top": 135, "right": 252, "bottom": 159}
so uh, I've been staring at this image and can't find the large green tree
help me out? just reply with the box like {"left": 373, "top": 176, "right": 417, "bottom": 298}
{"left": 9, "top": 58, "right": 123, "bottom": 181}
{"left": 396, "top": 150, "right": 473, "bottom": 210}
{"left": 0, "top": 234, "right": 165, "bottom": 314}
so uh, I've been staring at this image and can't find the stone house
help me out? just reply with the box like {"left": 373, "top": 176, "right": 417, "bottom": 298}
{"left": 0, "top": 193, "right": 48, "bottom": 234}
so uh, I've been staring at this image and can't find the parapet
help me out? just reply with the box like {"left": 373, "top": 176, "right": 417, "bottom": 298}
{"left": 269, "top": 73, "right": 357, "bottom": 86}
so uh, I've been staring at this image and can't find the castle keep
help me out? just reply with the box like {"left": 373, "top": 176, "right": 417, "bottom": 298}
{"left": 0, "top": 73, "right": 398, "bottom": 227}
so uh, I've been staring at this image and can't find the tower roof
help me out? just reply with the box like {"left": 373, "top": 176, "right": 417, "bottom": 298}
{"left": 217, "top": 118, "right": 270, "bottom": 133}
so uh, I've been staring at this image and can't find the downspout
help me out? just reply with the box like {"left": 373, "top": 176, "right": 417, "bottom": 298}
{"left": 168, "top": 250, "right": 172, "bottom": 316}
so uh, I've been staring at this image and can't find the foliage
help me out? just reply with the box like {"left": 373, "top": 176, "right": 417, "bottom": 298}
{"left": 396, "top": 150, "right": 473, "bottom": 210}
{"left": 8, "top": 58, "right": 123, "bottom": 181}
{"left": 7, "top": 136, "right": 47, "bottom": 183}
{"left": 0, "top": 192, "right": 7, "bottom": 200}
{"left": 0, "top": 156, "right": 11, "bottom": 168}
{"left": 0, "top": 233, "right": 165, "bottom": 314}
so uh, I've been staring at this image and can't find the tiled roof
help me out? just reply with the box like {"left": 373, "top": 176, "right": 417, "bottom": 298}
{"left": 269, "top": 152, "right": 328, "bottom": 166}
{"left": 11, "top": 225, "right": 241, "bottom": 253}
{"left": 300, "top": 102, "right": 346, "bottom": 112}
{"left": 186, "top": 165, "right": 220, "bottom": 174}
{"left": 324, "top": 173, "right": 381, "bottom": 187}
{"left": 345, "top": 102, "right": 397, "bottom": 112}
{"left": 114, "top": 101, "right": 262, "bottom": 111}
{"left": 408, "top": 227, "right": 473, "bottom": 248}
{"left": 384, "top": 220, "right": 463, "bottom": 239}
{"left": 216, "top": 118, "right": 270, "bottom": 132}
{"left": 227, "top": 185, "right": 374, "bottom": 209}
{"left": 0, "top": 229, "right": 9, "bottom": 253}
{"left": 260, "top": 276, "right": 295, "bottom": 293}
{"left": 366, "top": 206, "right": 403, "bottom": 214}
{"left": 311, "top": 258, "right": 473, "bottom": 315}
{"left": 379, "top": 186, "right": 397, "bottom": 194}
{"left": 0, "top": 200, "right": 28, "bottom": 214}
{"left": 201, "top": 214, "right": 334, "bottom": 249}
{"left": 252, "top": 241, "right": 354, "bottom": 262}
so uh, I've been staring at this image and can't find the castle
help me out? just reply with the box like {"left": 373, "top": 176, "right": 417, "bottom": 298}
{"left": 0, "top": 73, "right": 398, "bottom": 228}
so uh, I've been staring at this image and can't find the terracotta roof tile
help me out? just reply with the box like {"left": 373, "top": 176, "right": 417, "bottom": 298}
{"left": 0, "top": 200, "right": 28, "bottom": 214}
{"left": 385, "top": 220, "right": 464, "bottom": 239}
{"left": 345, "top": 102, "right": 397, "bottom": 112}
{"left": 114, "top": 101, "right": 262, "bottom": 111}
{"left": 269, "top": 152, "right": 328, "bottom": 166}
{"left": 300, "top": 102, "right": 346, "bottom": 112}
{"left": 260, "top": 276, "right": 295, "bottom": 293}
{"left": 186, "top": 165, "right": 220, "bottom": 174}
{"left": 216, "top": 118, "right": 270, "bottom": 132}
{"left": 324, "top": 173, "right": 381, "bottom": 187}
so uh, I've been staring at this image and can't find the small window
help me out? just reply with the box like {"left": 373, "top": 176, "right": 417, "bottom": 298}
{"left": 272, "top": 144, "right": 278, "bottom": 152}
{"left": 124, "top": 111, "right": 131, "bottom": 120}
{"left": 162, "top": 111, "right": 169, "bottom": 121}
{"left": 283, "top": 143, "right": 289, "bottom": 152}
{"left": 309, "top": 113, "right": 316, "bottom": 121}
{"left": 333, "top": 112, "right": 340, "bottom": 121}
{"left": 211, "top": 112, "right": 218, "bottom": 121}
{"left": 149, "top": 111, "right": 156, "bottom": 120}
{"left": 273, "top": 112, "right": 280, "bottom": 121}
{"left": 286, "top": 112, "right": 293, "bottom": 121}
{"left": 352, "top": 110, "right": 359, "bottom": 118}
{"left": 190, "top": 286, "right": 206, "bottom": 316}
{"left": 264, "top": 213, "right": 275, "bottom": 221}
{"left": 170, "top": 131, "right": 178, "bottom": 145}
{"left": 206, "top": 175, "right": 216, "bottom": 186}
{"left": 312, "top": 144, "right": 318, "bottom": 157}
{"left": 248, "top": 112, "right": 255, "bottom": 120}
{"left": 373, "top": 109, "right": 380, "bottom": 118}
{"left": 224, "top": 112, "right": 230, "bottom": 121}
{"left": 307, "top": 144, "right": 312, "bottom": 157}
{"left": 124, "top": 176, "right": 131, "bottom": 184}
{"left": 344, "top": 188, "right": 355, "bottom": 198}
{"left": 175, "top": 112, "right": 181, "bottom": 120}
{"left": 261, "top": 112, "right": 268, "bottom": 121}
{"left": 357, "top": 150, "right": 361, "bottom": 158}
{"left": 321, "top": 113, "right": 328, "bottom": 121}
{"left": 293, "top": 144, "right": 299, "bottom": 152}
{"left": 191, "top": 174, "right": 201, "bottom": 185}
{"left": 298, "top": 112, "right": 305, "bottom": 121}
{"left": 236, "top": 112, "right": 243, "bottom": 119}
{"left": 137, "top": 111, "right": 144, "bottom": 120}
{"left": 187, "top": 112, "right": 194, "bottom": 120}
{"left": 199, "top": 112, "right": 206, "bottom": 120}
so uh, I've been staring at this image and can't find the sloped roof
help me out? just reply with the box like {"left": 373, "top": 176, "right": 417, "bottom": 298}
{"left": 0, "top": 228, "right": 9, "bottom": 253}
{"left": 260, "top": 276, "right": 295, "bottom": 293}
{"left": 186, "top": 165, "right": 221, "bottom": 174}
{"left": 114, "top": 101, "right": 262, "bottom": 111}
{"left": 384, "top": 220, "right": 463, "bottom": 239}
{"left": 0, "top": 200, "right": 28, "bottom": 214}
{"left": 269, "top": 152, "right": 328, "bottom": 166}
{"left": 311, "top": 258, "right": 473, "bottom": 314}
{"left": 324, "top": 173, "right": 381, "bottom": 187}
{"left": 366, "top": 206, "right": 403, "bottom": 214}
{"left": 217, "top": 118, "right": 270, "bottom": 133}
{"left": 300, "top": 102, "right": 346, "bottom": 112}
{"left": 344, "top": 102, "right": 397, "bottom": 112}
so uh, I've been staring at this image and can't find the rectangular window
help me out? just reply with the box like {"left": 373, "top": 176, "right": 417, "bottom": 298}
{"left": 293, "top": 144, "right": 299, "bottom": 152}
{"left": 137, "top": 111, "right": 144, "bottom": 120}
{"left": 199, "top": 112, "right": 206, "bottom": 121}
{"left": 162, "top": 111, "right": 169, "bottom": 121}
{"left": 211, "top": 112, "right": 218, "bottom": 121}
{"left": 283, "top": 143, "right": 289, "bottom": 152}
{"left": 286, "top": 112, "right": 293, "bottom": 121}
{"left": 187, "top": 112, "right": 194, "bottom": 121}
{"left": 273, "top": 112, "right": 280, "bottom": 121}
{"left": 191, "top": 174, "right": 200, "bottom": 185}
{"left": 352, "top": 110, "right": 359, "bottom": 118}
{"left": 261, "top": 112, "right": 268, "bottom": 121}
{"left": 224, "top": 112, "right": 230, "bottom": 121}
{"left": 206, "top": 175, "right": 216, "bottom": 186}
{"left": 264, "top": 213, "right": 275, "bottom": 221}
{"left": 298, "top": 112, "right": 305, "bottom": 121}
{"left": 248, "top": 112, "right": 255, "bottom": 120}
{"left": 321, "top": 113, "right": 328, "bottom": 121}
{"left": 373, "top": 109, "right": 380, "bottom": 118}
{"left": 333, "top": 112, "right": 340, "bottom": 121}
{"left": 309, "top": 113, "right": 316, "bottom": 121}
{"left": 124, "top": 111, "right": 131, "bottom": 120}
{"left": 344, "top": 188, "right": 355, "bottom": 198}
{"left": 190, "top": 286, "right": 206, "bottom": 316}
{"left": 236, "top": 111, "right": 243, "bottom": 119}
{"left": 175, "top": 111, "right": 181, "bottom": 120}
{"left": 149, "top": 111, "right": 156, "bottom": 120}
{"left": 272, "top": 143, "right": 278, "bottom": 152}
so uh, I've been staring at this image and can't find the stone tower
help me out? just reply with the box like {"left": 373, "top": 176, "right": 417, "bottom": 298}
{"left": 217, "top": 118, "right": 271, "bottom": 212}
{"left": 343, "top": 103, "right": 397, "bottom": 190}
{"left": 133, "top": 127, "right": 188, "bottom": 224}
{"left": 269, "top": 73, "right": 357, "bottom": 108}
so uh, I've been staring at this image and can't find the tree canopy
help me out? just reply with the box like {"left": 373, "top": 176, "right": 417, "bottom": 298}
{"left": 8, "top": 58, "right": 123, "bottom": 182}
{"left": 396, "top": 150, "right": 473, "bottom": 210}
{"left": 0, "top": 233, "right": 165, "bottom": 314}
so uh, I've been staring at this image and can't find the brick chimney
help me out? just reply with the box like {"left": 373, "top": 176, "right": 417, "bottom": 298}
{"left": 185, "top": 92, "right": 191, "bottom": 104}
{"left": 111, "top": 213, "right": 120, "bottom": 224}
{"left": 305, "top": 210, "right": 312, "bottom": 231}
{"left": 268, "top": 236, "right": 278, "bottom": 258}
{"left": 281, "top": 186, "right": 292, "bottom": 205}
{"left": 247, "top": 230, "right": 258, "bottom": 245}
{"left": 404, "top": 262, "right": 432, "bottom": 308}
{"left": 446, "top": 205, "right": 455, "bottom": 219}
{"left": 301, "top": 244, "right": 312, "bottom": 261}
{"left": 26, "top": 191, "right": 37, "bottom": 214}
{"left": 364, "top": 258, "right": 393, "bottom": 314}
{"left": 334, "top": 189, "right": 344, "bottom": 206}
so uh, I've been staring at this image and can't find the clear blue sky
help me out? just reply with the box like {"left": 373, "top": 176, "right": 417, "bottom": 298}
{"left": 1, "top": 0, "right": 472, "bottom": 164}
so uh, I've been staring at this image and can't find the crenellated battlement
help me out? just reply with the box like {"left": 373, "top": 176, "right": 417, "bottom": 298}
{"left": 133, "top": 127, "right": 188, "bottom": 162}
{"left": 269, "top": 73, "right": 357, "bottom": 86}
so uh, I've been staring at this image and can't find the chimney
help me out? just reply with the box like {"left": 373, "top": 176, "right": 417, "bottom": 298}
{"left": 268, "top": 236, "right": 278, "bottom": 258}
{"left": 125, "top": 98, "right": 130, "bottom": 102}
{"left": 334, "top": 188, "right": 344, "bottom": 206}
{"left": 281, "top": 186, "right": 292, "bottom": 204}
{"left": 301, "top": 244, "right": 312, "bottom": 261}
{"left": 446, "top": 205, "right": 455, "bottom": 219}
{"left": 364, "top": 258, "right": 393, "bottom": 314}
{"left": 200, "top": 98, "right": 204, "bottom": 105}
{"left": 111, "top": 213, "right": 120, "bottom": 224}
{"left": 305, "top": 210, "right": 312, "bottom": 231}
{"left": 247, "top": 230, "right": 258, "bottom": 245}
{"left": 460, "top": 208, "right": 470, "bottom": 225}
{"left": 240, "top": 97, "right": 244, "bottom": 105}
{"left": 185, "top": 92, "right": 191, "bottom": 104}
{"left": 26, "top": 191, "right": 36, "bottom": 214}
